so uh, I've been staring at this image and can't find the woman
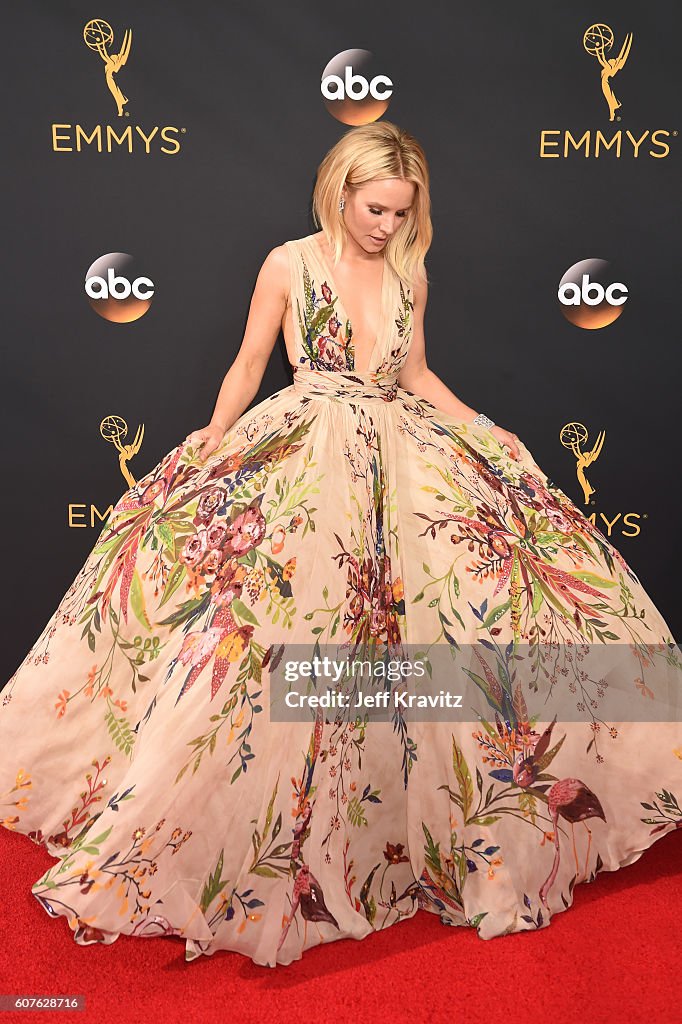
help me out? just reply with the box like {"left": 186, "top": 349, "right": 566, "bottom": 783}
{"left": 1, "top": 122, "right": 679, "bottom": 968}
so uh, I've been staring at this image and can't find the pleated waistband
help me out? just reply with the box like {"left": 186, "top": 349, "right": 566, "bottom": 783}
{"left": 292, "top": 367, "right": 399, "bottom": 404}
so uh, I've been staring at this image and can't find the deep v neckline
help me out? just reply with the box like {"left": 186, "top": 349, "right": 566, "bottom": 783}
{"left": 303, "top": 233, "right": 390, "bottom": 374}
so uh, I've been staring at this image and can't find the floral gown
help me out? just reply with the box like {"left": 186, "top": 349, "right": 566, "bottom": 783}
{"left": 1, "top": 232, "right": 680, "bottom": 968}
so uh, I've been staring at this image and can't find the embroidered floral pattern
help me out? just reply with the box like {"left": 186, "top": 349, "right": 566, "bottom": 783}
{"left": 0, "top": 233, "right": 679, "bottom": 966}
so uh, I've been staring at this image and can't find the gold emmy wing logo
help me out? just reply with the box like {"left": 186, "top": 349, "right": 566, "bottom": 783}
{"left": 583, "top": 23, "right": 632, "bottom": 121}
{"left": 560, "top": 421, "right": 605, "bottom": 505}
{"left": 83, "top": 19, "right": 132, "bottom": 116}
{"left": 100, "top": 415, "right": 144, "bottom": 487}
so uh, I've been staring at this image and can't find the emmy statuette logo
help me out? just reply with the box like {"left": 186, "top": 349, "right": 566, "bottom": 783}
{"left": 583, "top": 24, "right": 632, "bottom": 123}
{"left": 101, "top": 415, "right": 145, "bottom": 488}
{"left": 559, "top": 421, "right": 645, "bottom": 538}
{"left": 83, "top": 19, "right": 132, "bottom": 117}
{"left": 559, "top": 422, "right": 605, "bottom": 505}
{"left": 51, "top": 20, "right": 186, "bottom": 154}
{"left": 68, "top": 415, "right": 145, "bottom": 529}
{"left": 538, "top": 23, "right": 676, "bottom": 158}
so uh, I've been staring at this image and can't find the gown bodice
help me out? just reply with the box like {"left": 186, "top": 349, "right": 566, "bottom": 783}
{"left": 284, "top": 233, "right": 415, "bottom": 387}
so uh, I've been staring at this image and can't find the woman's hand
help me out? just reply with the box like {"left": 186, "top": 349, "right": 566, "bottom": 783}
{"left": 184, "top": 423, "right": 226, "bottom": 461}
{"left": 490, "top": 424, "right": 521, "bottom": 460}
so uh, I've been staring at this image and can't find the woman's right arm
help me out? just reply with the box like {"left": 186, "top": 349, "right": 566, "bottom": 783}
{"left": 186, "top": 244, "right": 290, "bottom": 459}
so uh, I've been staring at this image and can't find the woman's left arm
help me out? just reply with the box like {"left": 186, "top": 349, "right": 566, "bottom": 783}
{"left": 397, "top": 275, "right": 522, "bottom": 460}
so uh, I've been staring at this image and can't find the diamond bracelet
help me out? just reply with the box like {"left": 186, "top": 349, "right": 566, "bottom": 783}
{"left": 472, "top": 412, "right": 495, "bottom": 429}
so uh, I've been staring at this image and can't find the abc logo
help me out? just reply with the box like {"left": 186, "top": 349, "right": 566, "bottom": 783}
{"left": 558, "top": 258, "right": 627, "bottom": 329}
{"left": 321, "top": 49, "right": 392, "bottom": 125}
{"left": 85, "top": 252, "right": 154, "bottom": 323}
{"left": 321, "top": 66, "right": 392, "bottom": 101}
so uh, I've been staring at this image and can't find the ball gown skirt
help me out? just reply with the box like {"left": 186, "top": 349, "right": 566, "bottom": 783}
{"left": 1, "top": 233, "right": 680, "bottom": 967}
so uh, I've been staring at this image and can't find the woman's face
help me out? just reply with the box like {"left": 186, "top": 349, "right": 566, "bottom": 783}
{"left": 341, "top": 178, "right": 416, "bottom": 254}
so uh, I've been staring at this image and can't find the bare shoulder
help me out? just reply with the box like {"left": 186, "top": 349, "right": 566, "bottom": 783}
{"left": 412, "top": 272, "right": 428, "bottom": 309}
{"left": 257, "top": 243, "right": 290, "bottom": 302}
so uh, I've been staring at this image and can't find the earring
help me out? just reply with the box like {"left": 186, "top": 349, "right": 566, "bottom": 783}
{"left": 339, "top": 195, "right": 345, "bottom": 212}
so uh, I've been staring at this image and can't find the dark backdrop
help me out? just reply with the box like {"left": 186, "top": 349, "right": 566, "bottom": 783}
{"left": 2, "top": 0, "right": 680, "bottom": 683}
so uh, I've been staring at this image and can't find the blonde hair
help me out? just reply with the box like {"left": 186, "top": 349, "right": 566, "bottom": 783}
{"left": 311, "top": 121, "right": 432, "bottom": 289}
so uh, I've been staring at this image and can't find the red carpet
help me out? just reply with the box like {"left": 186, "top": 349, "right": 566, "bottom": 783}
{"left": 1, "top": 826, "right": 680, "bottom": 1024}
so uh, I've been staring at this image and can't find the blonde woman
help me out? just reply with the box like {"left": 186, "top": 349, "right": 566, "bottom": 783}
{"left": 1, "top": 121, "right": 679, "bottom": 967}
